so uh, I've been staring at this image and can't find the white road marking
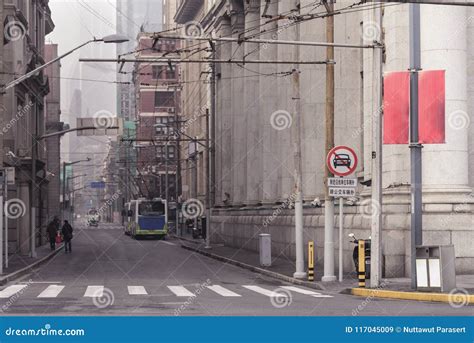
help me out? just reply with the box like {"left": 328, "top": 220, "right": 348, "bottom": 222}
{"left": 0, "top": 285, "right": 28, "bottom": 298}
{"left": 242, "top": 285, "right": 288, "bottom": 298}
{"left": 168, "top": 286, "right": 195, "bottom": 297}
{"left": 206, "top": 285, "right": 241, "bottom": 297}
{"left": 37, "top": 285, "right": 65, "bottom": 298}
{"left": 160, "top": 240, "right": 176, "bottom": 246}
{"left": 128, "top": 286, "right": 148, "bottom": 295}
{"left": 84, "top": 286, "right": 104, "bottom": 297}
{"left": 280, "top": 286, "right": 333, "bottom": 298}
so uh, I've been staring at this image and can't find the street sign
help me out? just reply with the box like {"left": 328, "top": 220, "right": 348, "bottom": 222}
{"left": 91, "top": 181, "right": 106, "bottom": 189}
{"left": 326, "top": 146, "right": 358, "bottom": 177}
{"left": 329, "top": 187, "right": 356, "bottom": 198}
{"left": 328, "top": 178, "right": 357, "bottom": 187}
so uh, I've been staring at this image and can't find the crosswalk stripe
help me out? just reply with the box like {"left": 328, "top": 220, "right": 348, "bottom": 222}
{"left": 168, "top": 286, "right": 195, "bottom": 297}
{"left": 280, "top": 286, "right": 333, "bottom": 298}
{"left": 128, "top": 286, "right": 148, "bottom": 295}
{"left": 0, "top": 285, "right": 28, "bottom": 298}
{"left": 242, "top": 285, "right": 288, "bottom": 298}
{"left": 37, "top": 285, "right": 65, "bottom": 298}
{"left": 206, "top": 285, "right": 241, "bottom": 297}
{"left": 84, "top": 286, "right": 104, "bottom": 297}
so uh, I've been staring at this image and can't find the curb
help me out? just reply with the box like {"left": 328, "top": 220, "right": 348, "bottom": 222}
{"left": 181, "top": 244, "right": 325, "bottom": 291}
{"left": 351, "top": 287, "right": 474, "bottom": 305}
{"left": 0, "top": 245, "right": 64, "bottom": 286}
{"left": 170, "top": 234, "right": 203, "bottom": 245}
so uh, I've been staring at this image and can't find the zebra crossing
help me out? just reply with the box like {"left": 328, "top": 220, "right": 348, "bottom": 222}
{"left": 0, "top": 283, "right": 333, "bottom": 301}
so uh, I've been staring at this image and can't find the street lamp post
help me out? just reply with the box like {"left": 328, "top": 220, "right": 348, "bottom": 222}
{"left": 2, "top": 34, "right": 129, "bottom": 91}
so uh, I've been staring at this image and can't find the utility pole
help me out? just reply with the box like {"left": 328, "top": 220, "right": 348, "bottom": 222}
{"left": 322, "top": 0, "right": 337, "bottom": 282}
{"left": 409, "top": 2, "right": 422, "bottom": 289}
{"left": 170, "top": 85, "right": 182, "bottom": 235}
{"left": 292, "top": 1, "right": 306, "bottom": 280}
{"left": 31, "top": 114, "right": 38, "bottom": 258}
{"left": 370, "top": 3, "right": 384, "bottom": 288}
{"left": 204, "top": 47, "right": 216, "bottom": 249}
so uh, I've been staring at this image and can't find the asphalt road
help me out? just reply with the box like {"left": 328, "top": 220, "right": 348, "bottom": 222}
{"left": 0, "top": 222, "right": 472, "bottom": 316}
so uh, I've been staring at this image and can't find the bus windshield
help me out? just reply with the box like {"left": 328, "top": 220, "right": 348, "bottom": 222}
{"left": 138, "top": 201, "right": 165, "bottom": 216}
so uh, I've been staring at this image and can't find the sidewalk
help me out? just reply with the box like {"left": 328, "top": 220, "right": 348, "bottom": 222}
{"left": 173, "top": 234, "right": 474, "bottom": 304}
{"left": 0, "top": 243, "right": 63, "bottom": 285}
{"left": 172, "top": 233, "right": 356, "bottom": 292}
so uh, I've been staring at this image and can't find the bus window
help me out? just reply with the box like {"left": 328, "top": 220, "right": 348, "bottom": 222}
{"left": 138, "top": 201, "right": 165, "bottom": 216}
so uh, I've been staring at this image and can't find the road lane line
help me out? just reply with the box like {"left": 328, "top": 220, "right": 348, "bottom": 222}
{"left": 280, "top": 286, "right": 333, "bottom": 298}
{"left": 0, "top": 285, "right": 28, "bottom": 298}
{"left": 242, "top": 285, "right": 288, "bottom": 298}
{"left": 84, "top": 286, "right": 104, "bottom": 297}
{"left": 160, "top": 241, "right": 176, "bottom": 246}
{"left": 206, "top": 285, "right": 241, "bottom": 297}
{"left": 128, "top": 286, "right": 148, "bottom": 295}
{"left": 168, "top": 286, "right": 195, "bottom": 297}
{"left": 37, "top": 285, "right": 65, "bottom": 298}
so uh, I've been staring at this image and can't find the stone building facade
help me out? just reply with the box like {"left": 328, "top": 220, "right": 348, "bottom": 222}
{"left": 1, "top": 0, "right": 55, "bottom": 255}
{"left": 133, "top": 33, "right": 181, "bottom": 201}
{"left": 171, "top": 0, "right": 474, "bottom": 276}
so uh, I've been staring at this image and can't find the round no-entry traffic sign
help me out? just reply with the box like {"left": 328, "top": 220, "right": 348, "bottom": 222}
{"left": 326, "top": 146, "right": 358, "bottom": 177}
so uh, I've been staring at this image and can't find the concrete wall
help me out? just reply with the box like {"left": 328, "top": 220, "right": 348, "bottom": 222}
{"left": 211, "top": 201, "right": 474, "bottom": 276}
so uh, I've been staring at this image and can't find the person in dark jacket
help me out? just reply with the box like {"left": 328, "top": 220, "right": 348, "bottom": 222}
{"left": 62, "top": 220, "right": 74, "bottom": 253}
{"left": 46, "top": 219, "right": 57, "bottom": 251}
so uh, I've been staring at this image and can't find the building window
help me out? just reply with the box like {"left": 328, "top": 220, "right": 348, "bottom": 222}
{"left": 166, "top": 67, "right": 176, "bottom": 80}
{"left": 155, "top": 116, "right": 173, "bottom": 135}
{"left": 155, "top": 91, "right": 174, "bottom": 108}
{"left": 152, "top": 65, "right": 164, "bottom": 79}
{"left": 156, "top": 145, "right": 176, "bottom": 161}
{"left": 167, "top": 146, "right": 176, "bottom": 160}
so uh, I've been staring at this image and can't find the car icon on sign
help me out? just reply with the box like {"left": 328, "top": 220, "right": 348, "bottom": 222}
{"left": 333, "top": 153, "right": 351, "bottom": 168}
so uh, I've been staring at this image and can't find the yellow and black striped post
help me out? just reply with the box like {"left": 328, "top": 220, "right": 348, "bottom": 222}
{"left": 308, "top": 241, "right": 314, "bottom": 281}
{"left": 358, "top": 240, "right": 366, "bottom": 288}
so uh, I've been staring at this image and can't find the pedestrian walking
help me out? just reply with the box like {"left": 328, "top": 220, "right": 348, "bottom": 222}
{"left": 46, "top": 219, "right": 57, "bottom": 251}
{"left": 62, "top": 220, "right": 74, "bottom": 253}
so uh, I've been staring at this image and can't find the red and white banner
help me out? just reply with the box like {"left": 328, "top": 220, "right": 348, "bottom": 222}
{"left": 383, "top": 70, "right": 445, "bottom": 145}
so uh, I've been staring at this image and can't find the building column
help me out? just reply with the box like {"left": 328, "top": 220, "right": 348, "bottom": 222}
{"left": 230, "top": 2, "right": 246, "bottom": 206}
{"left": 215, "top": 17, "right": 232, "bottom": 206}
{"left": 245, "top": 0, "right": 261, "bottom": 206}
{"left": 277, "top": 0, "right": 296, "bottom": 201}
{"left": 260, "top": 0, "right": 280, "bottom": 205}
{"left": 421, "top": 5, "right": 472, "bottom": 200}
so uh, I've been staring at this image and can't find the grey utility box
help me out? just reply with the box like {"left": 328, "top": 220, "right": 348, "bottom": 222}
{"left": 415, "top": 245, "right": 456, "bottom": 292}
{"left": 259, "top": 234, "right": 272, "bottom": 267}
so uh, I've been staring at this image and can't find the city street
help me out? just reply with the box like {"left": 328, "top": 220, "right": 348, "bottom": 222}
{"left": 0, "top": 222, "right": 470, "bottom": 316}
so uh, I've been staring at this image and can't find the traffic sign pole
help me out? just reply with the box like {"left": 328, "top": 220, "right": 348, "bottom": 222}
{"left": 339, "top": 197, "right": 343, "bottom": 282}
{"left": 325, "top": 147, "right": 358, "bottom": 283}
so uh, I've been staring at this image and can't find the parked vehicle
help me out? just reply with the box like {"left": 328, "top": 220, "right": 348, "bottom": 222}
{"left": 349, "top": 233, "right": 371, "bottom": 279}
